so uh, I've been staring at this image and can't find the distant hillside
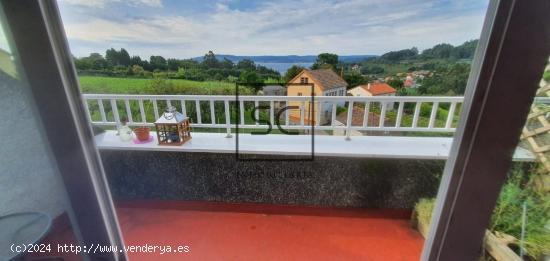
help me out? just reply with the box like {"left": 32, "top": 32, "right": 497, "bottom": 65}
{"left": 193, "top": 54, "right": 377, "bottom": 63}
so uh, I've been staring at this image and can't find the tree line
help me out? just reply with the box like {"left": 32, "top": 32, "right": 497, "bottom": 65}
{"left": 73, "top": 49, "right": 281, "bottom": 82}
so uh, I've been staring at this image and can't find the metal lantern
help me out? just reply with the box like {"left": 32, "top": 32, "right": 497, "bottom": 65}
{"left": 154, "top": 106, "right": 191, "bottom": 146}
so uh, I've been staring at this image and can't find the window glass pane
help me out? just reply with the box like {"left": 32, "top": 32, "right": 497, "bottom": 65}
{"left": 57, "top": 0, "right": 492, "bottom": 259}
{"left": 0, "top": 8, "right": 83, "bottom": 260}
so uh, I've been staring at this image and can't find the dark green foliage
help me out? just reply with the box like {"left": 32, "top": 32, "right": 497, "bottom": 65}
{"left": 415, "top": 165, "right": 550, "bottom": 259}
{"left": 106, "top": 48, "right": 131, "bottom": 66}
{"left": 360, "top": 65, "right": 385, "bottom": 75}
{"left": 386, "top": 78, "right": 404, "bottom": 89}
{"left": 283, "top": 65, "right": 305, "bottom": 83}
{"left": 379, "top": 47, "right": 418, "bottom": 62}
{"left": 312, "top": 53, "right": 339, "bottom": 70}
{"left": 418, "top": 63, "right": 470, "bottom": 95}
{"left": 74, "top": 50, "right": 281, "bottom": 83}
{"left": 490, "top": 165, "right": 550, "bottom": 259}
{"left": 343, "top": 71, "right": 368, "bottom": 88}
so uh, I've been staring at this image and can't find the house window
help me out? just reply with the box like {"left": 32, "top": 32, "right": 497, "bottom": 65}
{"left": 300, "top": 77, "right": 308, "bottom": 84}
{"left": 297, "top": 92, "right": 302, "bottom": 96}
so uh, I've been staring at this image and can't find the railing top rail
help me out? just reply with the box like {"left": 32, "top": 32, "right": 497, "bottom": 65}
{"left": 82, "top": 93, "right": 465, "bottom": 102}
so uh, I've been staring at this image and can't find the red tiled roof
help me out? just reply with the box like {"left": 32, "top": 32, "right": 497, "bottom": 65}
{"left": 359, "top": 83, "right": 396, "bottom": 95}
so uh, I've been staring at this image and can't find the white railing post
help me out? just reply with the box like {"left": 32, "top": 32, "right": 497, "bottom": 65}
{"left": 300, "top": 101, "right": 305, "bottom": 126}
{"left": 239, "top": 100, "right": 245, "bottom": 125}
{"left": 210, "top": 100, "right": 216, "bottom": 125}
{"left": 110, "top": 99, "right": 121, "bottom": 127}
{"left": 428, "top": 102, "right": 439, "bottom": 128}
{"left": 395, "top": 101, "right": 404, "bottom": 128}
{"left": 412, "top": 102, "right": 421, "bottom": 128}
{"left": 345, "top": 101, "right": 354, "bottom": 140}
{"left": 152, "top": 99, "right": 159, "bottom": 119}
{"left": 180, "top": 100, "right": 187, "bottom": 118}
{"left": 98, "top": 99, "right": 107, "bottom": 123}
{"left": 379, "top": 102, "right": 387, "bottom": 128}
{"left": 124, "top": 99, "right": 133, "bottom": 123}
{"left": 269, "top": 101, "right": 274, "bottom": 127}
{"left": 331, "top": 103, "right": 337, "bottom": 127}
{"left": 445, "top": 102, "right": 457, "bottom": 129}
{"left": 195, "top": 100, "right": 202, "bottom": 124}
{"left": 255, "top": 100, "right": 260, "bottom": 126}
{"left": 138, "top": 99, "right": 146, "bottom": 123}
{"left": 363, "top": 102, "right": 370, "bottom": 127}
{"left": 224, "top": 100, "right": 232, "bottom": 138}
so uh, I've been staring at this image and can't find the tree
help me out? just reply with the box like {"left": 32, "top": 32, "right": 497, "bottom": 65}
{"left": 360, "top": 65, "right": 384, "bottom": 75}
{"left": 421, "top": 43, "right": 454, "bottom": 59}
{"left": 167, "top": 58, "right": 180, "bottom": 71}
{"left": 386, "top": 78, "right": 404, "bottom": 89}
{"left": 312, "top": 53, "right": 339, "bottom": 69}
{"left": 149, "top": 55, "right": 167, "bottom": 70}
{"left": 379, "top": 47, "right": 418, "bottom": 62}
{"left": 105, "top": 48, "right": 131, "bottom": 66}
{"left": 202, "top": 51, "right": 219, "bottom": 68}
{"left": 343, "top": 72, "right": 367, "bottom": 87}
{"left": 284, "top": 65, "right": 305, "bottom": 82}
{"left": 418, "top": 63, "right": 470, "bottom": 95}
{"left": 74, "top": 53, "right": 108, "bottom": 70}
{"left": 220, "top": 58, "right": 234, "bottom": 70}
{"left": 130, "top": 55, "right": 142, "bottom": 67}
{"left": 236, "top": 59, "right": 256, "bottom": 71}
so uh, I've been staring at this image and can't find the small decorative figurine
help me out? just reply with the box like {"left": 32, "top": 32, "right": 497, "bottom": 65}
{"left": 154, "top": 106, "right": 191, "bottom": 146}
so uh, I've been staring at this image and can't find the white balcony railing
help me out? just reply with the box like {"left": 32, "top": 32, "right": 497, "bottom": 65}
{"left": 82, "top": 94, "right": 474, "bottom": 139}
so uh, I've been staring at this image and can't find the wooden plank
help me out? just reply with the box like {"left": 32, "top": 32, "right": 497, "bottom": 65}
{"left": 484, "top": 230, "right": 521, "bottom": 261}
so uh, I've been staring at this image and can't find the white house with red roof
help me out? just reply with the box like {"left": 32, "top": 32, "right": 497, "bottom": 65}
{"left": 347, "top": 82, "right": 397, "bottom": 110}
{"left": 347, "top": 82, "right": 397, "bottom": 97}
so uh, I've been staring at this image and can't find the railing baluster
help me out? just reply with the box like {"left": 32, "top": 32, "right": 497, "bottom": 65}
{"left": 195, "top": 100, "right": 202, "bottom": 124}
{"left": 139, "top": 99, "right": 146, "bottom": 123}
{"left": 239, "top": 100, "right": 245, "bottom": 125}
{"left": 315, "top": 101, "right": 321, "bottom": 127}
{"left": 98, "top": 99, "right": 107, "bottom": 123}
{"left": 395, "top": 102, "right": 404, "bottom": 128}
{"left": 269, "top": 101, "right": 274, "bottom": 126}
{"left": 345, "top": 101, "right": 354, "bottom": 140}
{"left": 331, "top": 103, "right": 337, "bottom": 127}
{"left": 445, "top": 102, "right": 457, "bottom": 129}
{"left": 124, "top": 99, "right": 133, "bottom": 123}
{"left": 428, "top": 102, "right": 439, "bottom": 128}
{"left": 152, "top": 99, "right": 159, "bottom": 119}
{"left": 300, "top": 101, "right": 305, "bottom": 126}
{"left": 166, "top": 100, "right": 172, "bottom": 108}
{"left": 255, "top": 100, "right": 260, "bottom": 126}
{"left": 83, "top": 99, "right": 91, "bottom": 121}
{"left": 110, "top": 99, "right": 121, "bottom": 126}
{"left": 210, "top": 100, "right": 215, "bottom": 125}
{"left": 363, "top": 102, "right": 370, "bottom": 127}
{"left": 224, "top": 100, "right": 231, "bottom": 137}
{"left": 379, "top": 102, "right": 387, "bottom": 128}
{"left": 412, "top": 102, "right": 421, "bottom": 128}
{"left": 285, "top": 101, "right": 290, "bottom": 127}
{"left": 180, "top": 100, "right": 187, "bottom": 118}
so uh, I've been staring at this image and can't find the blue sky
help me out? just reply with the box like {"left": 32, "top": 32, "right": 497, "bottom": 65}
{"left": 58, "top": 0, "right": 489, "bottom": 59}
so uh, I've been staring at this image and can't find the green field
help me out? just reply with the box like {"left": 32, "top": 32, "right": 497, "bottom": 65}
{"left": 79, "top": 76, "right": 241, "bottom": 95}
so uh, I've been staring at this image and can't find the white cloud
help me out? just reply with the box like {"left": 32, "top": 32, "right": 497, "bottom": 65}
{"left": 59, "top": 0, "right": 488, "bottom": 58}
{"left": 60, "top": 0, "right": 162, "bottom": 8}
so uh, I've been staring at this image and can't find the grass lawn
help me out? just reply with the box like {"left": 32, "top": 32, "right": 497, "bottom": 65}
{"left": 79, "top": 76, "right": 239, "bottom": 95}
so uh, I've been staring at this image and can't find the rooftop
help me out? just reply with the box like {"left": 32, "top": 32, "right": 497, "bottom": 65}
{"left": 357, "top": 83, "right": 397, "bottom": 95}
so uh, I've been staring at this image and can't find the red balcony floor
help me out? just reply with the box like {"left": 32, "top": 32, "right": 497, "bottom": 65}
{"left": 32, "top": 201, "right": 424, "bottom": 260}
